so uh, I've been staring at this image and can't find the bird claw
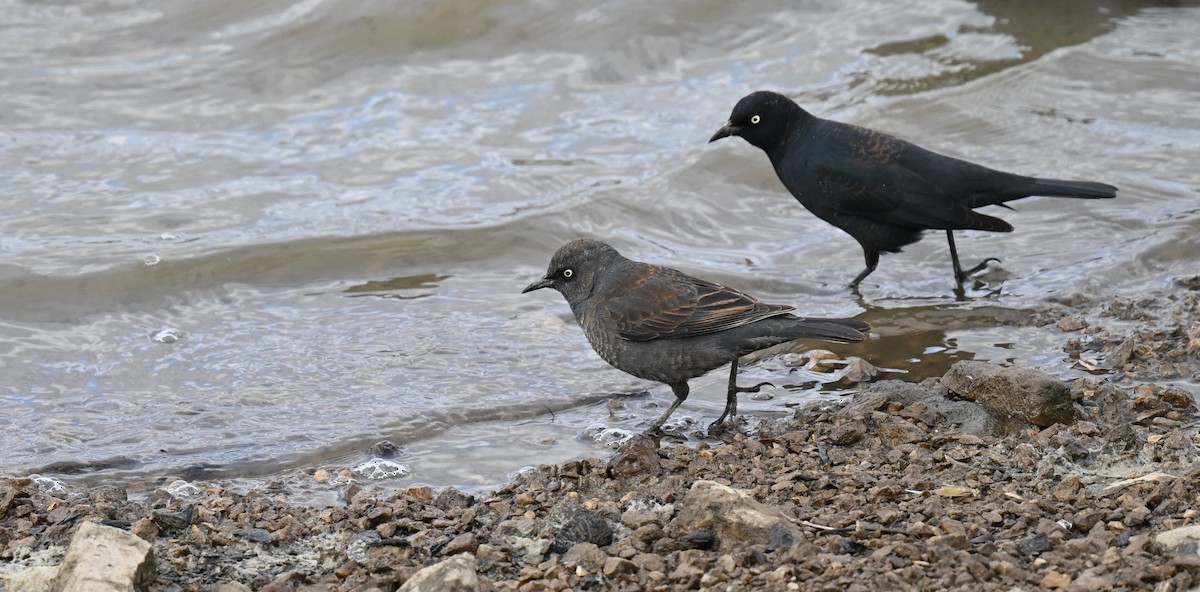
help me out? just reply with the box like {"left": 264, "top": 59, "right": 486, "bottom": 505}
{"left": 961, "top": 257, "right": 1001, "bottom": 279}
{"left": 734, "top": 380, "right": 774, "bottom": 394}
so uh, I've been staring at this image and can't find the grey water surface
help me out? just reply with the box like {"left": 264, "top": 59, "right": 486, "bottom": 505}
{"left": 1, "top": 0, "right": 1198, "bottom": 495}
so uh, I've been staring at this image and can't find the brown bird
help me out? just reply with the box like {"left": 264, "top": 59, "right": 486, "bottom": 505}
{"left": 710, "top": 90, "right": 1118, "bottom": 297}
{"left": 523, "top": 239, "right": 870, "bottom": 432}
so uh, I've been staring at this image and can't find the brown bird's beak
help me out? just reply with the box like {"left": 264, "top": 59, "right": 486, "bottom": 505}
{"left": 522, "top": 276, "right": 554, "bottom": 293}
{"left": 709, "top": 121, "right": 737, "bottom": 143}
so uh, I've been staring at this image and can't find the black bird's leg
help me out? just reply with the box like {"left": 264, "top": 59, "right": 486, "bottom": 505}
{"left": 945, "top": 230, "right": 1000, "bottom": 296}
{"left": 647, "top": 382, "right": 689, "bottom": 433}
{"left": 708, "top": 358, "right": 774, "bottom": 433}
{"left": 848, "top": 249, "right": 880, "bottom": 289}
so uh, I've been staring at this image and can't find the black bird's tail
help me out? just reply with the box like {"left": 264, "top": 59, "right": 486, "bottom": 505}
{"left": 967, "top": 176, "right": 1117, "bottom": 209}
{"left": 785, "top": 317, "right": 870, "bottom": 343}
{"left": 1026, "top": 178, "right": 1118, "bottom": 199}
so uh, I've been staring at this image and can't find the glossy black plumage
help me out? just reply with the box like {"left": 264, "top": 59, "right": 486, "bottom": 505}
{"left": 710, "top": 90, "right": 1118, "bottom": 296}
{"left": 523, "top": 239, "right": 869, "bottom": 432}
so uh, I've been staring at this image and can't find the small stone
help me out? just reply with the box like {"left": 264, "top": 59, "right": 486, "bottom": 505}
{"left": 872, "top": 413, "right": 928, "bottom": 445}
{"left": 942, "top": 361, "right": 1074, "bottom": 426}
{"left": 1052, "top": 475, "right": 1082, "bottom": 501}
{"left": 1041, "top": 570, "right": 1071, "bottom": 588}
{"left": 397, "top": 553, "right": 477, "bottom": 592}
{"left": 314, "top": 469, "right": 329, "bottom": 483}
{"left": 476, "top": 543, "right": 507, "bottom": 563}
{"left": 667, "top": 481, "right": 800, "bottom": 552}
{"left": 1161, "top": 388, "right": 1194, "bottom": 408}
{"left": 561, "top": 543, "right": 606, "bottom": 572}
{"left": 1107, "top": 337, "right": 1136, "bottom": 367}
{"left": 1155, "top": 524, "right": 1200, "bottom": 554}
{"left": 602, "top": 557, "right": 638, "bottom": 578}
{"left": 1057, "top": 317, "right": 1086, "bottom": 332}
{"left": 405, "top": 486, "right": 433, "bottom": 501}
{"left": 842, "top": 357, "right": 879, "bottom": 383}
{"left": 442, "top": 532, "right": 478, "bottom": 556}
{"left": 1125, "top": 506, "right": 1151, "bottom": 526}
{"left": 828, "top": 423, "right": 865, "bottom": 446}
{"left": 370, "top": 440, "right": 400, "bottom": 458}
{"left": 50, "top": 522, "right": 155, "bottom": 591}
{"left": 130, "top": 518, "right": 159, "bottom": 543}
{"left": 606, "top": 436, "right": 661, "bottom": 478}
{"left": 632, "top": 552, "right": 665, "bottom": 573}
{"left": 233, "top": 528, "right": 274, "bottom": 544}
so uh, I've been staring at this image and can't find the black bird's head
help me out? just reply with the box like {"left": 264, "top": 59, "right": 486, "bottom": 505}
{"left": 522, "top": 239, "right": 621, "bottom": 308}
{"left": 709, "top": 90, "right": 804, "bottom": 152}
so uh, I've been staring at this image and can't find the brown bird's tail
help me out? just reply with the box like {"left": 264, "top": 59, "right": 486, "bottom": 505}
{"left": 786, "top": 317, "right": 870, "bottom": 343}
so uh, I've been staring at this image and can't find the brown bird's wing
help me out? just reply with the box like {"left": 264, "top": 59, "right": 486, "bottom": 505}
{"left": 604, "top": 264, "right": 794, "bottom": 342}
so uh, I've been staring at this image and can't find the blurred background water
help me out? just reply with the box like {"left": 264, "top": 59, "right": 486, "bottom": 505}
{"left": 1, "top": 0, "right": 1198, "bottom": 495}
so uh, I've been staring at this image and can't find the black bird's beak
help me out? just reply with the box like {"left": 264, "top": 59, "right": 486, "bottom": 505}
{"left": 709, "top": 121, "right": 737, "bottom": 143}
{"left": 522, "top": 276, "right": 554, "bottom": 293}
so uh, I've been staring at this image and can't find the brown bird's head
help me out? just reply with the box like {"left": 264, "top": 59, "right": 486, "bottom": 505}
{"left": 522, "top": 239, "right": 622, "bottom": 307}
{"left": 709, "top": 90, "right": 805, "bottom": 152}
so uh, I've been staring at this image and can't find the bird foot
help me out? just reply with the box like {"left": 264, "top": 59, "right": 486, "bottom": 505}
{"left": 706, "top": 381, "right": 775, "bottom": 435}
{"left": 956, "top": 257, "right": 1001, "bottom": 282}
{"left": 733, "top": 380, "right": 774, "bottom": 395}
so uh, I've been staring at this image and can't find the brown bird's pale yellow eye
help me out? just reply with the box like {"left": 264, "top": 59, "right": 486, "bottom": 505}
{"left": 751, "top": 115, "right": 761, "bottom": 124}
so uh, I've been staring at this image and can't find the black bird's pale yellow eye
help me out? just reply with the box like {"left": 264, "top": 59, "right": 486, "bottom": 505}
{"left": 750, "top": 115, "right": 761, "bottom": 124}
{"left": 561, "top": 268, "right": 574, "bottom": 279}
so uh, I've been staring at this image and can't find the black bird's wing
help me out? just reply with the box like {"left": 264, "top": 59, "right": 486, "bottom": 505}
{"left": 800, "top": 121, "right": 1014, "bottom": 232}
{"left": 604, "top": 265, "right": 794, "bottom": 342}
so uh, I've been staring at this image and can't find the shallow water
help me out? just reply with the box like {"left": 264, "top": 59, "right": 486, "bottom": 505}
{"left": 2, "top": 0, "right": 1198, "bottom": 495}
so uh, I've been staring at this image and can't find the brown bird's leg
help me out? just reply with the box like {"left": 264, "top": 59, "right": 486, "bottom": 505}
{"left": 709, "top": 358, "right": 774, "bottom": 434}
{"left": 849, "top": 249, "right": 879, "bottom": 290}
{"left": 945, "top": 230, "right": 999, "bottom": 299}
{"left": 646, "top": 382, "right": 690, "bottom": 433}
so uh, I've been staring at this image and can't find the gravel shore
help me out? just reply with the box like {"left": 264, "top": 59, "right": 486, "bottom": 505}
{"left": 3, "top": 281, "right": 1198, "bottom": 591}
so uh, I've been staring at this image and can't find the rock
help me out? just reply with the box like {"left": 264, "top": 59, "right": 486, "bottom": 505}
{"left": 1155, "top": 524, "right": 1200, "bottom": 554}
{"left": 942, "top": 361, "right": 1074, "bottom": 426}
{"left": 606, "top": 435, "right": 661, "bottom": 478}
{"left": 433, "top": 487, "right": 475, "bottom": 511}
{"left": 397, "top": 553, "right": 478, "bottom": 592}
{"left": 88, "top": 486, "right": 128, "bottom": 503}
{"left": 441, "top": 532, "right": 478, "bottom": 556}
{"left": 1161, "top": 387, "right": 1194, "bottom": 408}
{"left": 1107, "top": 337, "right": 1136, "bottom": 368}
{"left": 233, "top": 528, "right": 274, "bottom": 544}
{"left": 130, "top": 518, "right": 158, "bottom": 543}
{"left": 602, "top": 556, "right": 638, "bottom": 578}
{"left": 50, "top": 521, "right": 156, "bottom": 592}
{"left": 259, "top": 571, "right": 304, "bottom": 592}
{"left": 561, "top": 543, "right": 606, "bottom": 572}
{"left": 806, "top": 349, "right": 840, "bottom": 372}
{"left": 370, "top": 440, "right": 401, "bottom": 458}
{"left": 872, "top": 412, "right": 928, "bottom": 445}
{"left": 837, "top": 380, "right": 1004, "bottom": 437}
{"left": 1057, "top": 317, "right": 1087, "bottom": 332}
{"left": 1041, "top": 570, "right": 1071, "bottom": 588}
{"left": 828, "top": 422, "right": 865, "bottom": 445}
{"left": 667, "top": 480, "right": 801, "bottom": 552}
{"left": 842, "top": 357, "right": 879, "bottom": 383}
{"left": 1052, "top": 475, "right": 1082, "bottom": 502}
{"left": 550, "top": 511, "right": 613, "bottom": 554}
{"left": 1, "top": 566, "right": 60, "bottom": 592}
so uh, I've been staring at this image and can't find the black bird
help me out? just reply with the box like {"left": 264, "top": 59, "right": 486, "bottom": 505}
{"left": 523, "top": 239, "right": 869, "bottom": 432}
{"left": 709, "top": 90, "right": 1118, "bottom": 296}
